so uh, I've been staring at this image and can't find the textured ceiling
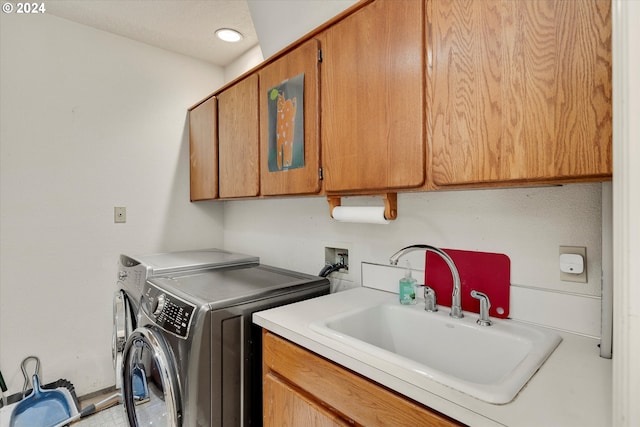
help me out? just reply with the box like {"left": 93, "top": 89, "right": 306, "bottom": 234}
{"left": 45, "top": 0, "right": 260, "bottom": 67}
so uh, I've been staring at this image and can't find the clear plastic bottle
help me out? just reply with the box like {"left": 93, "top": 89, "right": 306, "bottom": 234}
{"left": 399, "top": 262, "right": 417, "bottom": 305}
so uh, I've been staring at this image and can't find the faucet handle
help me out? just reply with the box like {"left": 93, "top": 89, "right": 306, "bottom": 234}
{"left": 417, "top": 285, "right": 438, "bottom": 312}
{"left": 470, "top": 290, "right": 492, "bottom": 326}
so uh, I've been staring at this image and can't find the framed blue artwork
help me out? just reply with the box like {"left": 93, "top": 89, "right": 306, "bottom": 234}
{"left": 267, "top": 73, "right": 305, "bottom": 172}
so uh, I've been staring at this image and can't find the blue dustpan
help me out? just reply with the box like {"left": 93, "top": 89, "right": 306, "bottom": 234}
{"left": 132, "top": 362, "right": 149, "bottom": 403}
{"left": 9, "top": 374, "right": 73, "bottom": 427}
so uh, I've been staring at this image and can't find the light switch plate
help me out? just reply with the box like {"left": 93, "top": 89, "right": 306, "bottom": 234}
{"left": 559, "top": 246, "right": 587, "bottom": 283}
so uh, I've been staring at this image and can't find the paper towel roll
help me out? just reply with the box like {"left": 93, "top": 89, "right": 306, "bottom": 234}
{"left": 331, "top": 206, "right": 390, "bottom": 224}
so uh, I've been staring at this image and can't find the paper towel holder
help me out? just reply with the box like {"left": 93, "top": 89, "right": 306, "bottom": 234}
{"left": 327, "top": 193, "right": 397, "bottom": 220}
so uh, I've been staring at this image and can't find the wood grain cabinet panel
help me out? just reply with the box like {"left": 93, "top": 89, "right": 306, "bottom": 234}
{"left": 189, "top": 96, "right": 218, "bottom": 201}
{"left": 320, "top": 0, "right": 426, "bottom": 193}
{"left": 259, "top": 39, "right": 322, "bottom": 196}
{"left": 263, "top": 331, "right": 461, "bottom": 427}
{"left": 430, "top": 0, "right": 612, "bottom": 186}
{"left": 218, "top": 74, "right": 260, "bottom": 198}
{"left": 264, "top": 372, "right": 352, "bottom": 427}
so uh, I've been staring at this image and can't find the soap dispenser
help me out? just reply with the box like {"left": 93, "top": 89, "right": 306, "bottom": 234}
{"left": 399, "top": 261, "right": 417, "bottom": 305}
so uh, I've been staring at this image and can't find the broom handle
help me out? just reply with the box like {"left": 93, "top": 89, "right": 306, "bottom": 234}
{"left": 50, "top": 393, "right": 121, "bottom": 427}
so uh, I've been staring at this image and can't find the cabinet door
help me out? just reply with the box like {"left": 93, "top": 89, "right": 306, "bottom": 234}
{"left": 264, "top": 372, "right": 352, "bottom": 427}
{"left": 320, "top": 0, "right": 425, "bottom": 193}
{"left": 218, "top": 74, "right": 260, "bottom": 198}
{"left": 263, "top": 331, "right": 461, "bottom": 427}
{"left": 430, "top": 0, "right": 612, "bottom": 186}
{"left": 259, "top": 39, "right": 321, "bottom": 195}
{"left": 189, "top": 96, "right": 218, "bottom": 201}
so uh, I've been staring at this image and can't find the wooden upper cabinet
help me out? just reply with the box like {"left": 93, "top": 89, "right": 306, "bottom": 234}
{"left": 189, "top": 96, "right": 218, "bottom": 201}
{"left": 217, "top": 74, "right": 260, "bottom": 198}
{"left": 259, "top": 39, "right": 322, "bottom": 196}
{"left": 430, "top": 0, "right": 612, "bottom": 186}
{"left": 320, "top": 0, "right": 426, "bottom": 193}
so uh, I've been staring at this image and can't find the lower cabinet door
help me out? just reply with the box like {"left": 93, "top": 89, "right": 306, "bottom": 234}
{"left": 264, "top": 372, "right": 352, "bottom": 427}
{"left": 263, "top": 331, "right": 462, "bottom": 427}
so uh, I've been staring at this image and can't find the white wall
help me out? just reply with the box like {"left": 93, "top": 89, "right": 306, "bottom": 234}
{"left": 0, "top": 13, "right": 224, "bottom": 396}
{"left": 223, "top": 186, "right": 604, "bottom": 296}
{"left": 224, "top": 44, "right": 264, "bottom": 83}
{"left": 247, "top": 0, "right": 357, "bottom": 59}
{"left": 224, "top": 184, "right": 606, "bottom": 334}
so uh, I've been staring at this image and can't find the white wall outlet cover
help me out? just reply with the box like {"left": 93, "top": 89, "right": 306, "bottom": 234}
{"left": 114, "top": 206, "right": 127, "bottom": 223}
{"left": 560, "top": 253, "right": 584, "bottom": 274}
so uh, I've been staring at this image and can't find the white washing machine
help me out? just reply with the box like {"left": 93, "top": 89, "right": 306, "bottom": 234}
{"left": 112, "top": 249, "right": 258, "bottom": 390}
{"left": 121, "top": 263, "right": 330, "bottom": 427}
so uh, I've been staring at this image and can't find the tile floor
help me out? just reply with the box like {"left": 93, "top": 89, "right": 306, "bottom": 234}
{"left": 74, "top": 391, "right": 128, "bottom": 427}
{"left": 76, "top": 382, "right": 170, "bottom": 426}
{"left": 75, "top": 403, "right": 127, "bottom": 427}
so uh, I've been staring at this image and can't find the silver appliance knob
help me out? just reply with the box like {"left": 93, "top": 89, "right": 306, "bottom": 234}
{"left": 118, "top": 271, "right": 128, "bottom": 281}
{"left": 153, "top": 294, "right": 167, "bottom": 317}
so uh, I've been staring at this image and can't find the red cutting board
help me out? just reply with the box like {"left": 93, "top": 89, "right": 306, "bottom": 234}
{"left": 425, "top": 249, "right": 510, "bottom": 318}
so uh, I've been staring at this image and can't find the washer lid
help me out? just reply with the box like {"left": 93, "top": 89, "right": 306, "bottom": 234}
{"left": 148, "top": 264, "right": 329, "bottom": 308}
{"left": 123, "top": 248, "right": 259, "bottom": 276}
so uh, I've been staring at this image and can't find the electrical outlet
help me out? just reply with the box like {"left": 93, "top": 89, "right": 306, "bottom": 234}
{"left": 559, "top": 246, "right": 587, "bottom": 283}
{"left": 114, "top": 206, "right": 126, "bottom": 223}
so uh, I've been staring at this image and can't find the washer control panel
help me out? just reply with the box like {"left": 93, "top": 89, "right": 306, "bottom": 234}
{"left": 141, "top": 282, "right": 196, "bottom": 339}
{"left": 117, "top": 255, "right": 146, "bottom": 299}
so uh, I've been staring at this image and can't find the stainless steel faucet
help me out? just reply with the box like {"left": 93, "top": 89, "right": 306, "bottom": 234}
{"left": 389, "top": 244, "right": 463, "bottom": 319}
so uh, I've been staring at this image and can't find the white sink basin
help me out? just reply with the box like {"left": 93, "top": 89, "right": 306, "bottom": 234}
{"left": 310, "top": 303, "right": 561, "bottom": 404}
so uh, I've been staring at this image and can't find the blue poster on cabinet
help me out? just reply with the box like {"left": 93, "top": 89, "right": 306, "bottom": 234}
{"left": 267, "top": 73, "right": 304, "bottom": 172}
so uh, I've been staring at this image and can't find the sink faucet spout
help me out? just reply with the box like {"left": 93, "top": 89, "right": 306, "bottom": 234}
{"left": 389, "top": 244, "right": 463, "bottom": 319}
{"left": 389, "top": 244, "right": 429, "bottom": 266}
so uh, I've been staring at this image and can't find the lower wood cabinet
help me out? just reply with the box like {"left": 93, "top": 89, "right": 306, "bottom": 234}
{"left": 264, "top": 371, "right": 352, "bottom": 427}
{"left": 262, "top": 331, "right": 462, "bottom": 427}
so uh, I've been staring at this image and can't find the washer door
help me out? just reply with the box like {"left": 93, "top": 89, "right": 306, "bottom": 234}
{"left": 122, "top": 327, "right": 181, "bottom": 427}
{"left": 112, "top": 290, "right": 133, "bottom": 390}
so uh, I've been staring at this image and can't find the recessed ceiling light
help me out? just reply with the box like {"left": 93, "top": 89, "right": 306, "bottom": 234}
{"left": 215, "top": 28, "right": 243, "bottom": 43}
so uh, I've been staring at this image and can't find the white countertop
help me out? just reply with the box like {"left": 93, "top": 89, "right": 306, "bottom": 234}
{"left": 253, "top": 287, "right": 612, "bottom": 427}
